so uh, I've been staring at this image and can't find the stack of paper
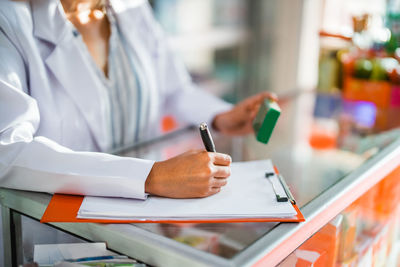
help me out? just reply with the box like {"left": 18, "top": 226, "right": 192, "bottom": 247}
{"left": 34, "top": 243, "right": 143, "bottom": 267}
{"left": 77, "top": 160, "right": 297, "bottom": 221}
{"left": 34, "top": 243, "right": 116, "bottom": 266}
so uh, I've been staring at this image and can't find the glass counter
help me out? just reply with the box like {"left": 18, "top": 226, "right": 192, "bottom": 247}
{"left": 112, "top": 90, "right": 400, "bottom": 265}
{"left": 1, "top": 91, "right": 399, "bottom": 267}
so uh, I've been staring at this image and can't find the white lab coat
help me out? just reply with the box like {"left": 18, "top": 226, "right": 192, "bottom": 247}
{"left": 0, "top": 0, "right": 231, "bottom": 199}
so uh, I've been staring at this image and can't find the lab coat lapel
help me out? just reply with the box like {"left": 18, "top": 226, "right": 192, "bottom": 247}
{"left": 31, "top": 0, "right": 69, "bottom": 44}
{"left": 45, "top": 35, "right": 110, "bottom": 151}
{"left": 32, "top": 0, "right": 110, "bottom": 151}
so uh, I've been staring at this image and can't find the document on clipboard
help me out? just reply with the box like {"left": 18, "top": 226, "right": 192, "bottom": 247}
{"left": 41, "top": 160, "right": 304, "bottom": 223}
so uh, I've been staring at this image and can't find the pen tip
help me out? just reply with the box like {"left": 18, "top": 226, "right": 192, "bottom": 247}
{"left": 199, "top": 122, "right": 208, "bottom": 130}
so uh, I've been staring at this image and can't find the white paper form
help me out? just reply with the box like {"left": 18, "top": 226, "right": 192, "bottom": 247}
{"left": 77, "top": 160, "right": 296, "bottom": 220}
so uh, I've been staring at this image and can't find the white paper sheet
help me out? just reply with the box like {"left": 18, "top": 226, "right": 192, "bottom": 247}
{"left": 78, "top": 160, "right": 296, "bottom": 220}
{"left": 33, "top": 243, "right": 116, "bottom": 266}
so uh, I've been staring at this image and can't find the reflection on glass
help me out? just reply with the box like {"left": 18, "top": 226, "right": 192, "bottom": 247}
{"left": 117, "top": 91, "right": 399, "bottom": 259}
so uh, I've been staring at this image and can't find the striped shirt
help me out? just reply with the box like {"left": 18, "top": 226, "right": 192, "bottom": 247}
{"left": 106, "top": 10, "right": 146, "bottom": 149}
{"left": 73, "top": 8, "right": 150, "bottom": 151}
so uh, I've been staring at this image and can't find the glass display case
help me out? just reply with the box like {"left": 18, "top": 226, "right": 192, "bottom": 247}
{"left": 1, "top": 90, "right": 399, "bottom": 266}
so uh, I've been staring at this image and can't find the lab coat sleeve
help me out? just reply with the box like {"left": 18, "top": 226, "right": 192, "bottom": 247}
{"left": 141, "top": 2, "right": 233, "bottom": 127}
{"left": 0, "top": 31, "right": 153, "bottom": 199}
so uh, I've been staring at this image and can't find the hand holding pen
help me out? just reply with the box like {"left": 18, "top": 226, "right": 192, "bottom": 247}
{"left": 144, "top": 123, "right": 231, "bottom": 198}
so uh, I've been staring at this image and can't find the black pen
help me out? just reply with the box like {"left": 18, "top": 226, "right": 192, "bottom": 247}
{"left": 199, "top": 122, "right": 216, "bottom": 152}
{"left": 277, "top": 174, "right": 296, "bottom": 205}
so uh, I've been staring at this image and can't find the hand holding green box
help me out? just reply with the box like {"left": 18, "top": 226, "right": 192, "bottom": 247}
{"left": 253, "top": 99, "right": 281, "bottom": 144}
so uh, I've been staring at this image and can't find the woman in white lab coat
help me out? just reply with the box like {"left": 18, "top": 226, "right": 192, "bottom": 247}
{"left": 0, "top": 0, "right": 274, "bottom": 199}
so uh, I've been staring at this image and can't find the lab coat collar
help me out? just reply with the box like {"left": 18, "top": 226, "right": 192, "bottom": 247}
{"left": 31, "top": 0, "right": 111, "bottom": 151}
{"left": 31, "top": 0, "right": 69, "bottom": 45}
{"left": 31, "top": 0, "right": 148, "bottom": 151}
{"left": 31, "top": 0, "right": 110, "bottom": 151}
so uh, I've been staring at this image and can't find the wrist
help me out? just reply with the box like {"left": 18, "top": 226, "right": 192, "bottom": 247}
{"left": 145, "top": 161, "right": 161, "bottom": 195}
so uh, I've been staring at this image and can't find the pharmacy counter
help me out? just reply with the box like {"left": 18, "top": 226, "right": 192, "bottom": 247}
{"left": 1, "top": 93, "right": 400, "bottom": 267}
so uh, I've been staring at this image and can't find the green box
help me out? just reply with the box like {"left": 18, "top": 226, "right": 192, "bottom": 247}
{"left": 253, "top": 99, "right": 281, "bottom": 144}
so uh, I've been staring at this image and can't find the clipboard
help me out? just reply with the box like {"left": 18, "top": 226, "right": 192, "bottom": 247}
{"left": 41, "top": 163, "right": 305, "bottom": 224}
{"left": 41, "top": 194, "right": 304, "bottom": 223}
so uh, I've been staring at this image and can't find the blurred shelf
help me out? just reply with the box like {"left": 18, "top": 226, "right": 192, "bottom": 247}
{"left": 195, "top": 78, "right": 235, "bottom": 97}
{"left": 320, "top": 36, "right": 352, "bottom": 50}
{"left": 168, "top": 27, "right": 249, "bottom": 51}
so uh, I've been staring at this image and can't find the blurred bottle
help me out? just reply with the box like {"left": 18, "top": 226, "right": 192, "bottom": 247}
{"left": 352, "top": 14, "right": 373, "bottom": 50}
